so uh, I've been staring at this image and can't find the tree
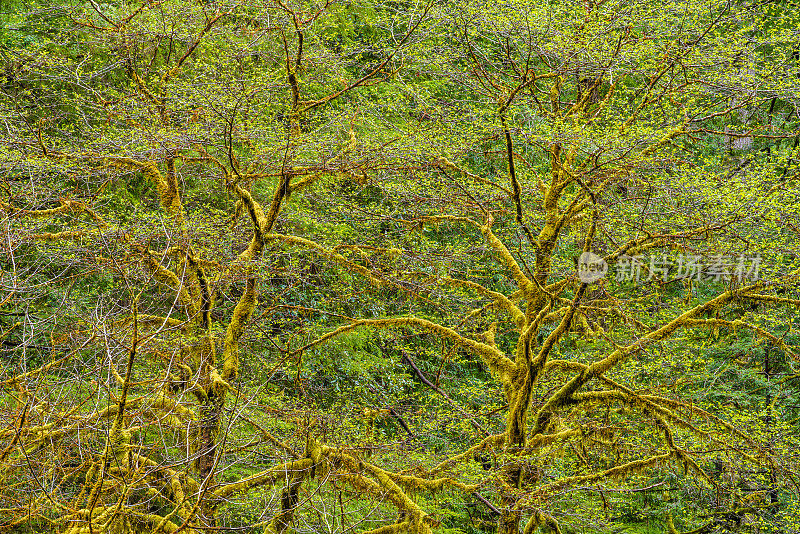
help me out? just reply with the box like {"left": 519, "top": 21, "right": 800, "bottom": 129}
{"left": 270, "top": 0, "right": 800, "bottom": 531}
{"left": 0, "top": 0, "right": 445, "bottom": 532}
{"left": 1, "top": 0, "right": 799, "bottom": 533}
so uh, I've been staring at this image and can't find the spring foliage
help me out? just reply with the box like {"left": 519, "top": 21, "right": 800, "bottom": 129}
{"left": 1, "top": 0, "right": 799, "bottom": 533}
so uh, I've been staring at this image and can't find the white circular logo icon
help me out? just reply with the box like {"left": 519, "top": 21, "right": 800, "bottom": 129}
{"left": 577, "top": 251, "right": 608, "bottom": 283}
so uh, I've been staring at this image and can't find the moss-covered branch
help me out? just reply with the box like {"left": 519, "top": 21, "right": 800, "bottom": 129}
{"left": 294, "top": 318, "right": 515, "bottom": 384}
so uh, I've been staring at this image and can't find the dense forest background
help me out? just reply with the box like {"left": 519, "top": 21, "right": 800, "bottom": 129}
{"left": 1, "top": 0, "right": 800, "bottom": 532}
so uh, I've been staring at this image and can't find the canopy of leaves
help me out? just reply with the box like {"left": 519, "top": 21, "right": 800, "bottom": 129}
{"left": 1, "top": 0, "right": 799, "bottom": 534}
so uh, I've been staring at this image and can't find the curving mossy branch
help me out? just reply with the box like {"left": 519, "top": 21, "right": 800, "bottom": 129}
{"left": 290, "top": 317, "right": 516, "bottom": 385}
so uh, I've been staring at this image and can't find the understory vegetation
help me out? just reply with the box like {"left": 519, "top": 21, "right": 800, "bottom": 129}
{"left": 1, "top": 0, "right": 799, "bottom": 533}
